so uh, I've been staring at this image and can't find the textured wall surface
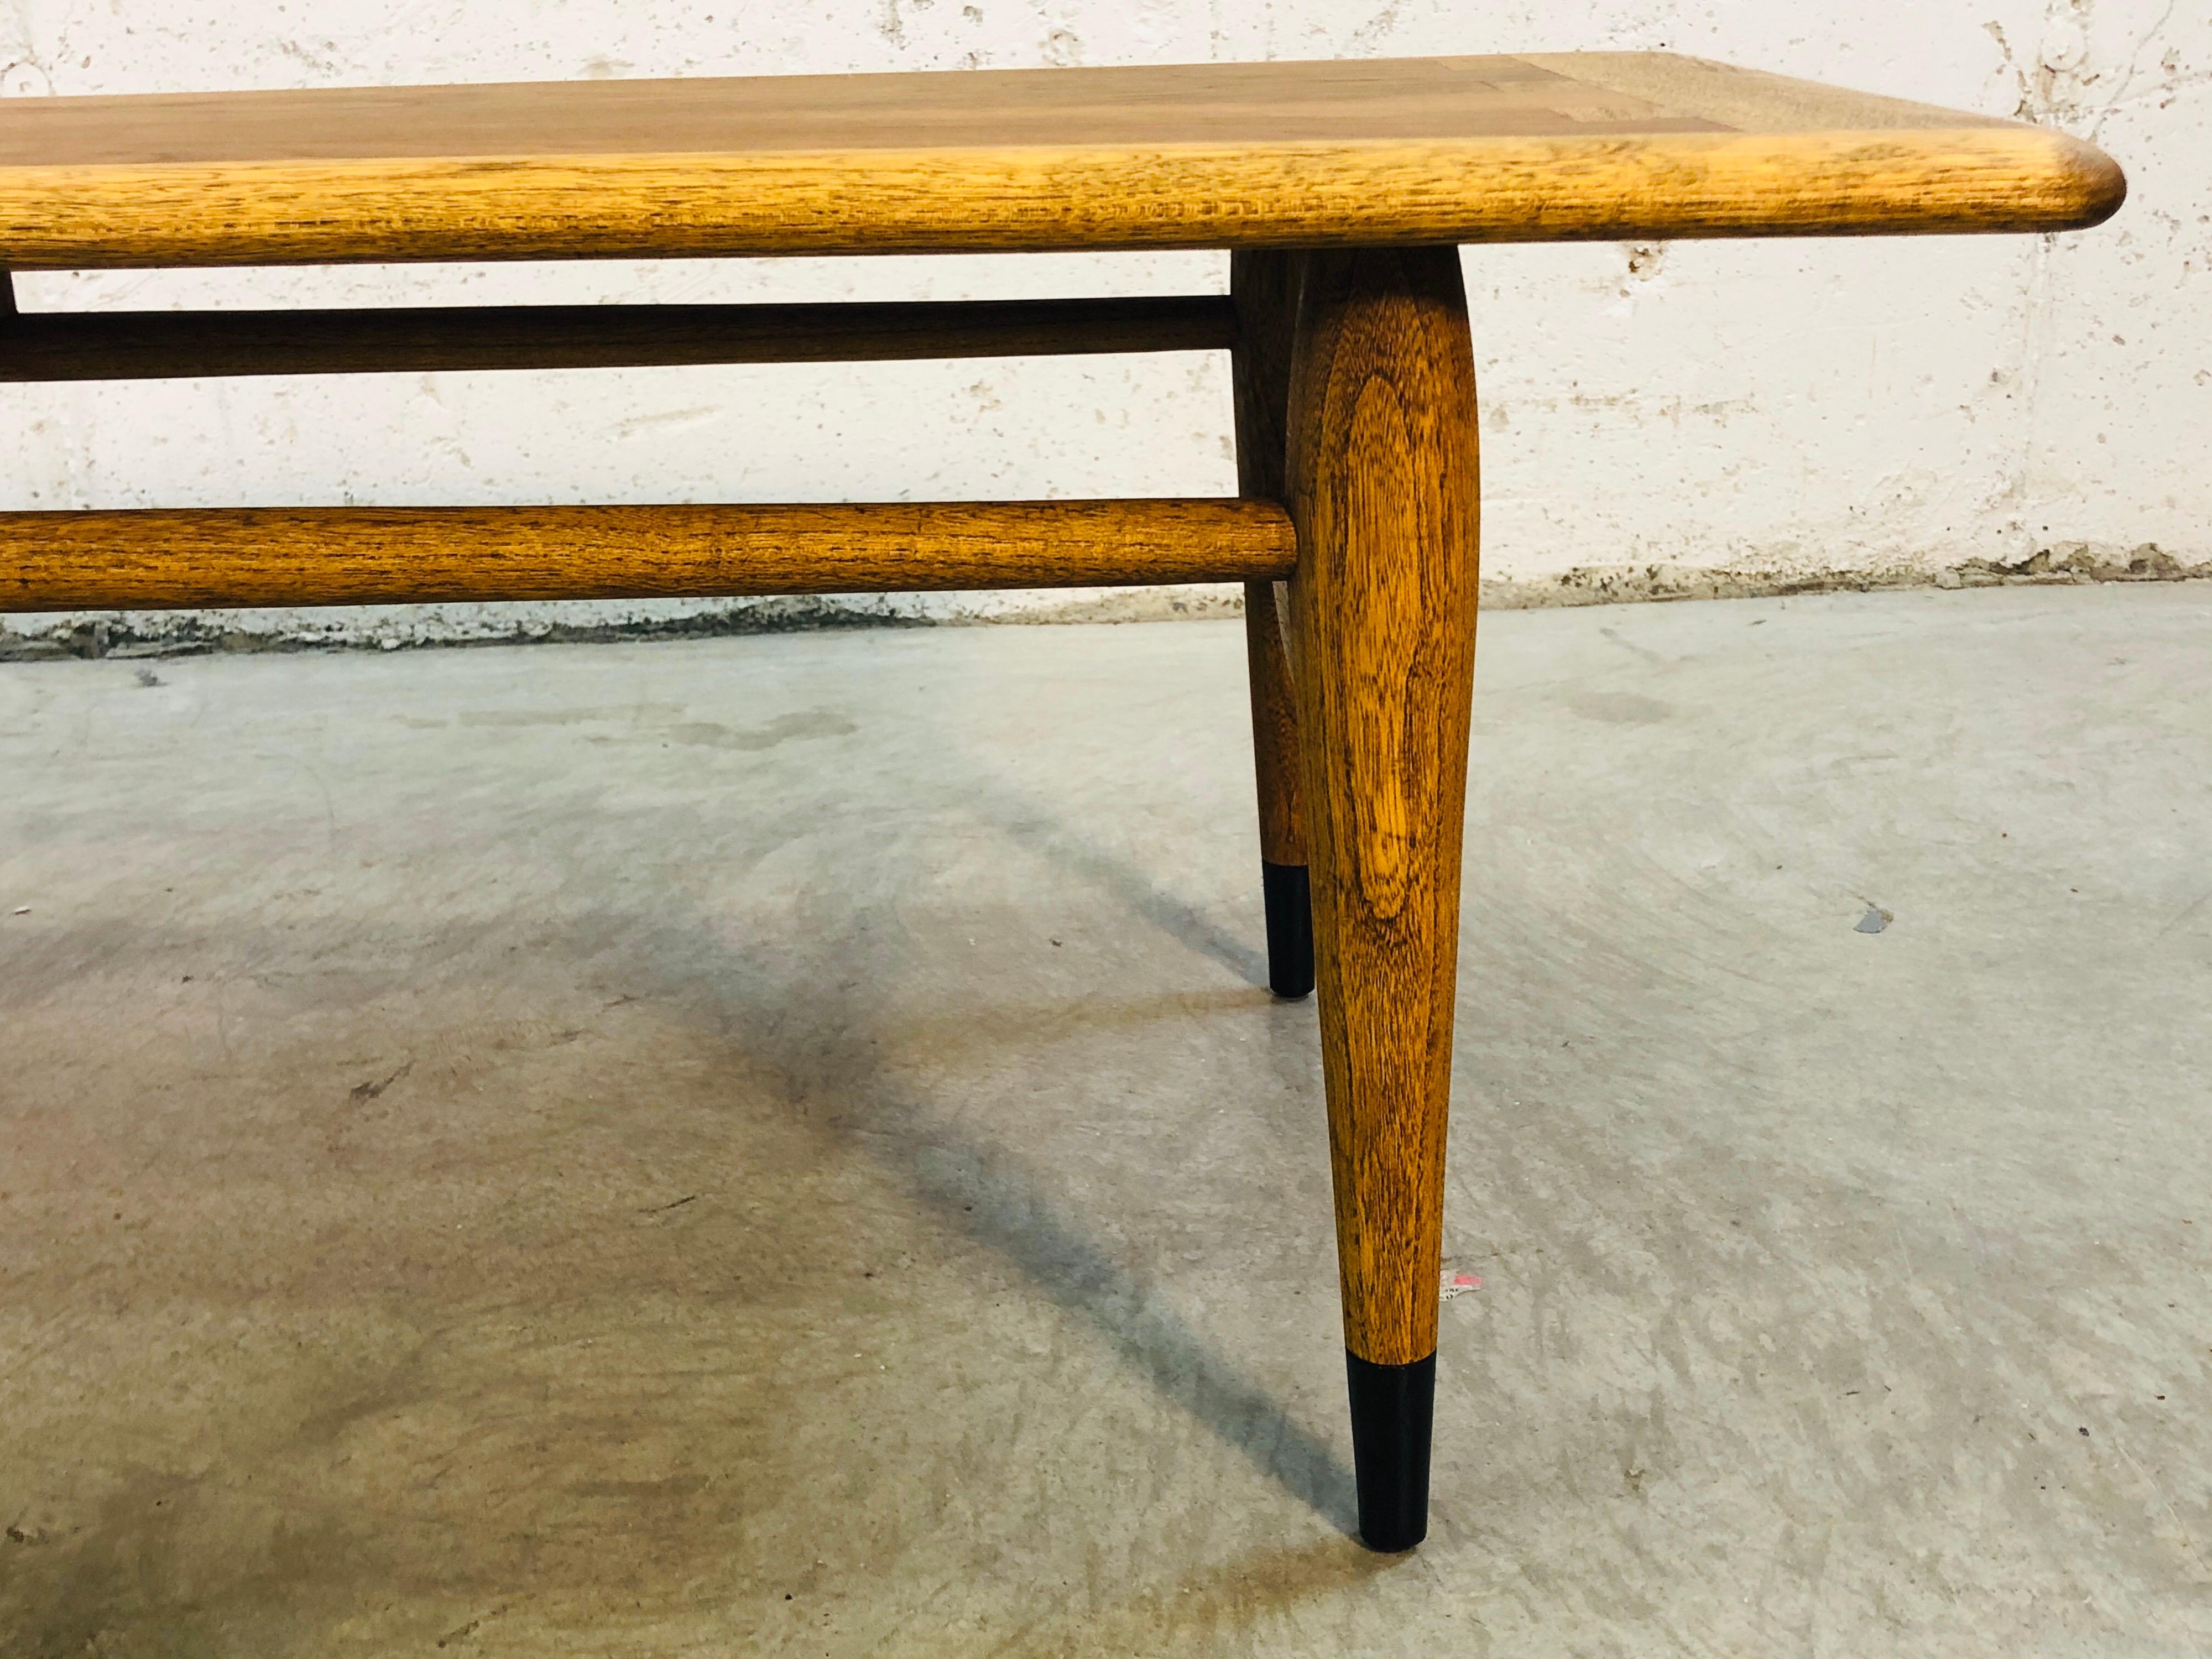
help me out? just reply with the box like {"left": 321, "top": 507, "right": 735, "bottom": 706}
{"left": 0, "top": 0, "right": 2204, "bottom": 650}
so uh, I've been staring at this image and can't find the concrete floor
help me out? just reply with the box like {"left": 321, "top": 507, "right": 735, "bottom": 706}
{"left": 1, "top": 586, "right": 2207, "bottom": 1656}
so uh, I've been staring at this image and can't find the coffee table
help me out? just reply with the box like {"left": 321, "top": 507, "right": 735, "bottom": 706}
{"left": 0, "top": 53, "right": 2124, "bottom": 1551}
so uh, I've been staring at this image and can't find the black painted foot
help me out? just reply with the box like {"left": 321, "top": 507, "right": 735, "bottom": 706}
{"left": 1346, "top": 1349, "right": 1435, "bottom": 1552}
{"left": 1260, "top": 860, "right": 1315, "bottom": 999}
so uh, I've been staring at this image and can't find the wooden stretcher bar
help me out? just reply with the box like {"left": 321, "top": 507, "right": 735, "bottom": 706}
{"left": 0, "top": 499, "right": 1297, "bottom": 613}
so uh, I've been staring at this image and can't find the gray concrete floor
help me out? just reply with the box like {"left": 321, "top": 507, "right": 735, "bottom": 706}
{"left": 1, "top": 586, "right": 2208, "bottom": 1657}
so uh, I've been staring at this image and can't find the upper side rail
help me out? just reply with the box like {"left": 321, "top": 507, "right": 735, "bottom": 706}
{"left": 0, "top": 294, "right": 1238, "bottom": 380}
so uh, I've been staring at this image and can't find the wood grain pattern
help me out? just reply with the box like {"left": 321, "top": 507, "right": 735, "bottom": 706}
{"left": 0, "top": 56, "right": 1780, "bottom": 166}
{"left": 1286, "top": 246, "right": 1479, "bottom": 1369}
{"left": 0, "top": 296, "right": 1236, "bottom": 381}
{"left": 0, "top": 499, "right": 1294, "bottom": 614}
{"left": 0, "top": 55, "right": 2123, "bottom": 268}
{"left": 1520, "top": 51, "right": 2015, "bottom": 133}
{"left": 1233, "top": 251, "right": 1307, "bottom": 869}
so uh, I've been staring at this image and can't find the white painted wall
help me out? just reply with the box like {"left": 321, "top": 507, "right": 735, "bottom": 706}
{"left": 1, "top": 1, "right": 2204, "bottom": 650}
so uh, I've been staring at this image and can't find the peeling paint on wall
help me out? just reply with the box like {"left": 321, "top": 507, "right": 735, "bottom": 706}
{"left": 0, "top": 0, "right": 2204, "bottom": 655}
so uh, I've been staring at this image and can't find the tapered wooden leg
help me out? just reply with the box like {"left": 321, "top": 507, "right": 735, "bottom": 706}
{"left": 1284, "top": 246, "right": 1478, "bottom": 1552}
{"left": 1232, "top": 251, "right": 1313, "bottom": 999}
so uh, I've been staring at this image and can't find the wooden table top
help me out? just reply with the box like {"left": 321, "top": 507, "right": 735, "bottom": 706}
{"left": 0, "top": 54, "right": 2122, "bottom": 268}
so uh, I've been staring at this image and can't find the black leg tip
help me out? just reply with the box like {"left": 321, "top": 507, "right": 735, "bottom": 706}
{"left": 1260, "top": 860, "right": 1314, "bottom": 1000}
{"left": 1346, "top": 1348, "right": 1435, "bottom": 1552}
